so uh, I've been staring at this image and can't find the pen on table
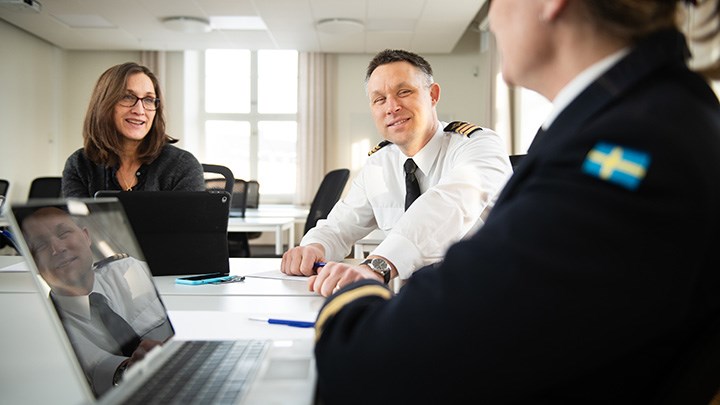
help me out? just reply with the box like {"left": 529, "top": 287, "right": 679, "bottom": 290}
{"left": 249, "top": 317, "right": 315, "bottom": 328}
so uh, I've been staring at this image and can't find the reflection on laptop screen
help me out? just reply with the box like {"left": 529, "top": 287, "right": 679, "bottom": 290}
{"left": 12, "top": 199, "right": 174, "bottom": 397}
{"left": 10, "top": 198, "right": 317, "bottom": 405}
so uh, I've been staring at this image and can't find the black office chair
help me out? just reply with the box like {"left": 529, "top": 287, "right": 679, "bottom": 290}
{"left": 28, "top": 177, "right": 62, "bottom": 200}
{"left": 303, "top": 168, "right": 350, "bottom": 235}
{"left": 509, "top": 154, "right": 526, "bottom": 170}
{"left": 224, "top": 179, "right": 252, "bottom": 257}
{"left": 202, "top": 164, "right": 235, "bottom": 204}
{"left": 202, "top": 164, "right": 252, "bottom": 257}
{"left": 0, "top": 179, "right": 8, "bottom": 197}
{"left": 202, "top": 164, "right": 250, "bottom": 257}
{"left": 244, "top": 180, "right": 263, "bottom": 241}
{"left": 246, "top": 180, "right": 260, "bottom": 208}
{"left": 229, "top": 179, "right": 249, "bottom": 218}
{"left": 0, "top": 179, "right": 14, "bottom": 252}
{"left": 0, "top": 179, "right": 9, "bottom": 210}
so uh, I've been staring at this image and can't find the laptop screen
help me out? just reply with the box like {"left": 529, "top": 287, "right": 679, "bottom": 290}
{"left": 10, "top": 198, "right": 175, "bottom": 398}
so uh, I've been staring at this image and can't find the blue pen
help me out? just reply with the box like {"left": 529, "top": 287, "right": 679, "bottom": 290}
{"left": 249, "top": 317, "right": 315, "bottom": 328}
{"left": 313, "top": 261, "right": 326, "bottom": 268}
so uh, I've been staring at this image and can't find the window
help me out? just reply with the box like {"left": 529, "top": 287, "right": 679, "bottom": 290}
{"left": 515, "top": 88, "right": 552, "bottom": 153}
{"left": 200, "top": 49, "right": 298, "bottom": 203}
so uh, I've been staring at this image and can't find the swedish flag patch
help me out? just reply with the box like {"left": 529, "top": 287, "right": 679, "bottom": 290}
{"left": 582, "top": 142, "right": 650, "bottom": 191}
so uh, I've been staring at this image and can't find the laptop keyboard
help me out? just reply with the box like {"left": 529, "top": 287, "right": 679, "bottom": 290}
{"left": 125, "top": 340, "right": 270, "bottom": 404}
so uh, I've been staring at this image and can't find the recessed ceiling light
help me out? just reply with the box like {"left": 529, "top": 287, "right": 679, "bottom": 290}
{"left": 315, "top": 18, "right": 364, "bottom": 35}
{"left": 161, "top": 16, "right": 211, "bottom": 34}
{"left": 52, "top": 14, "right": 115, "bottom": 29}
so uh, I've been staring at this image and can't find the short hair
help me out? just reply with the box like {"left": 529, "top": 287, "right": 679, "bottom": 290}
{"left": 365, "top": 49, "right": 434, "bottom": 88}
{"left": 82, "top": 62, "right": 176, "bottom": 167}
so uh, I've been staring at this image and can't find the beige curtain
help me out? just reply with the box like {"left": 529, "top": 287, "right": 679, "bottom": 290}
{"left": 295, "top": 52, "right": 331, "bottom": 205}
{"left": 140, "top": 51, "right": 167, "bottom": 90}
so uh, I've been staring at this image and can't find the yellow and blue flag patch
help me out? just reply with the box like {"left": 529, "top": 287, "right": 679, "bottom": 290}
{"left": 582, "top": 142, "right": 650, "bottom": 191}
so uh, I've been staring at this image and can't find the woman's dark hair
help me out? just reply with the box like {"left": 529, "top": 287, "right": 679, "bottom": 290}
{"left": 82, "top": 62, "right": 176, "bottom": 167}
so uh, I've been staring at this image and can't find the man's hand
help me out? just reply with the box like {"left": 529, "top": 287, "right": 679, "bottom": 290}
{"left": 281, "top": 243, "right": 326, "bottom": 276}
{"left": 309, "top": 262, "right": 383, "bottom": 297}
{"left": 127, "top": 339, "right": 163, "bottom": 368}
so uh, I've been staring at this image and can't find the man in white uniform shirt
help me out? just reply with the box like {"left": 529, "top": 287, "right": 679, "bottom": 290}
{"left": 281, "top": 49, "right": 512, "bottom": 297}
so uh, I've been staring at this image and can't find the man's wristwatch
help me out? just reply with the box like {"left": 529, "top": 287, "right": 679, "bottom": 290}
{"left": 360, "top": 257, "right": 391, "bottom": 284}
{"left": 113, "top": 360, "right": 130, "bottom": 386}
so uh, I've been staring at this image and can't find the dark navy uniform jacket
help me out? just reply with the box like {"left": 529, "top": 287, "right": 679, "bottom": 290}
{"left": 313, "top": 29, "right": 720, "bottom": 404}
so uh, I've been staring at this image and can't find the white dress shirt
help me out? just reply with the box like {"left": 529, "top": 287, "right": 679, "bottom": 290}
{"left": 51, "top": 256, "right": 172, "bottom": 396}
{"left": 301, "top": 121, "right": 512, "bottom": 279}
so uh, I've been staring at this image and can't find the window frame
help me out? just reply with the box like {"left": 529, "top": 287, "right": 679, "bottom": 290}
{"left": 196, "top": 49, "right": 299, "bottom": 204}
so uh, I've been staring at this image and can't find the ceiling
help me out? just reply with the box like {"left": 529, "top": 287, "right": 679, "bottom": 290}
{"left": 0, "top": 0, "right": 488, "bottom": 53}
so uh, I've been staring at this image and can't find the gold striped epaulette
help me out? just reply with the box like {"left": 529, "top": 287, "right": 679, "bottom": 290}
{"left": 368, "top": 140, "right": 392, "bottom": 156}
{"left": 93, "top": 253, "right": 129, "bottom": 270}
{"left": 444, "top": 121, "right": 483, "bottom": 137}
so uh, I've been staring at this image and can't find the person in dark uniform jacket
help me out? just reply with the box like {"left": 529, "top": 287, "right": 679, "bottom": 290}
{"left": 313, "top": 0, "right": 720, "bottom": 404}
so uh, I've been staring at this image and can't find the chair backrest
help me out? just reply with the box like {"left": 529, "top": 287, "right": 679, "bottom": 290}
{"left": 509, "top": 154, "right": 526, "bottom": 170}
{"left": 229, "top": 179, "right": 249, "bottom": 216}
{"left": 246, "top": 180, "right": 260, "bottom": 208}
{"left": 0, "top": 179, "right": 9, "bottom": 197}
{"left": 202, "top": 164, "right": 234, "bottom": 204}
{"left": 28, "top": 177, "right": 62, "bottom": 200}
{"left": 0, "top": 179, "right": 8, "bottom": 209}
{"left": 304, "top": 168, "right": 350, "bottom": 235}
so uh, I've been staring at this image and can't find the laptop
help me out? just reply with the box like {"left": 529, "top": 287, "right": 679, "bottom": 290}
{"left": 94, "top": 191, "right": 230, "bottom": 276}
{"left": 6, "top": 198, "right": 316, "bottom": 404}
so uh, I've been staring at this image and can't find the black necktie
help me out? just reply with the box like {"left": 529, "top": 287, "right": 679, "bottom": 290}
{"left": 404, "top": 158, "right": 421, "bottom": 211}
{"left": 89, "top": 292, "right": 140, "bottom": 357}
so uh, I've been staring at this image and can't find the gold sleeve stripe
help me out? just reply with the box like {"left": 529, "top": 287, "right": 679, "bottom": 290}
{"left": 314, "top": 284, "right": 393, "bottom": 342}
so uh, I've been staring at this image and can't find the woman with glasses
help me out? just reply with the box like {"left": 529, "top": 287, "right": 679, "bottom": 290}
{"left": 62, "top": 62, "right": 204, "bottom": 197}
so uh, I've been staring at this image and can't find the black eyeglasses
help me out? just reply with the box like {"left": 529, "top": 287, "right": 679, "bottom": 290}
{"left": 118, "top": 94, "right": 160, "bottom": 111}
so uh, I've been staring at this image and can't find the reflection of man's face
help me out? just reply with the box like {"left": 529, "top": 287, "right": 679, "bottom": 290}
{"left": 21, "top": 207, "right": 95, "bottom": 296}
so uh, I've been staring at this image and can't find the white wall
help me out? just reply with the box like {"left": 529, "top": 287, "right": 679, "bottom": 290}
{"left": 1, "top": 19, "right": 63, "bottom": 203}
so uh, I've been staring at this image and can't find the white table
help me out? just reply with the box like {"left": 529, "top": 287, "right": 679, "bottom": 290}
{"left": 228, "top": 217, "right": 295, "bottom": 255}
{"left": 0, "top": 257, "right": 321, "bottom": 405}
{"left": 244, "top": 204, "right": 309, "bottom": 220}
{"left": 353, "top": 229, "right": 386, "bottom": 258}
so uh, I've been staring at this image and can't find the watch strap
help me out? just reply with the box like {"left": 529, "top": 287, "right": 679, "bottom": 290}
{"left": 361, "top": 258, "right": 391, "bottom": 284}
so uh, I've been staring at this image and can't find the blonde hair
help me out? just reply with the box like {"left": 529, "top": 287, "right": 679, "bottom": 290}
{"left": 582, "top": 0, "right": 718, "bottom": 41}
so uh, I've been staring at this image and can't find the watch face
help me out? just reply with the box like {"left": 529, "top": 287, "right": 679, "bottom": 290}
{"left": 370, "top": 258, "right": 389, "bottom": 271}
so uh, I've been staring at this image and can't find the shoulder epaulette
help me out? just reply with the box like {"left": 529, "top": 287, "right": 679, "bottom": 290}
{"left": 368, "top": 140, "right": 392, "bottom": 156}
{"left": 444, "top": 121, "right": 483, "bottom": 137}
{"left": 93, "top": 253, "right": 129, "bottom": 270}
